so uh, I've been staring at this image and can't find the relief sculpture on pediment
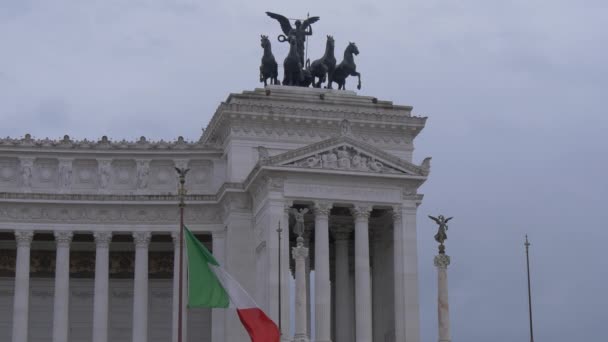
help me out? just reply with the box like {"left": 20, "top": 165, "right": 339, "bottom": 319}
{"left": 289, "top": 145, "right": 402, "bottom": 174}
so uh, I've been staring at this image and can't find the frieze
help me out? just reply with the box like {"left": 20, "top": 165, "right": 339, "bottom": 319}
{"left": 0, "top": 204, "right": 219, "bottom": 224}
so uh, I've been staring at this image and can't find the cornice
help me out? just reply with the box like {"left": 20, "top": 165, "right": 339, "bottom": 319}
{"left": 201, "top": 87, "right": 427, "bottom": 145}
{"left": 0, "top": 134, "right": 222, "bottom": 154}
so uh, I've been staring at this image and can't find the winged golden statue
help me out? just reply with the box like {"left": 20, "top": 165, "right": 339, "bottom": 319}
{"left": 266, "top": 12, "right": 320, "bottom": 66}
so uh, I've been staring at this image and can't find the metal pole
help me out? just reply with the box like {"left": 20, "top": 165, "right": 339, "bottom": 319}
{"left": 176, "top": 167, "right": 189, "bottom": 342}
{"left": 277, "top": 221, "right": 283, "bottom": 336}
{"left": 525, "top": 235, "right": 534, "bottom": 342}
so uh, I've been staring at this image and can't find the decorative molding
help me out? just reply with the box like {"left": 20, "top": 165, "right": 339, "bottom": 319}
{"left": 58, "top": 158, "right": 73, "bottom": 191}
{"left": 0, "top": 203, "right": 220, "bottom": 225}
{"left": 0, "top": 134, "right": 210, "bottom": 151}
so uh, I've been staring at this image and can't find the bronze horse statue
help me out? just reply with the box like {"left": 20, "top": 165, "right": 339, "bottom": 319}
{"left": 331, "top": 42, "right": 361, "bottom": 90}
{"left": 309, "top": 35, "right": 336, "bottom": 88}
{"left": 283, "top": 36, "right": 304, "bottom": 86}
{"left": 259, "top": 35, "right": 279, "bottom": 86}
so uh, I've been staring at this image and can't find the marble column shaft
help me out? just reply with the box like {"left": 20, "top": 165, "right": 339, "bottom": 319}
{"left": 435, "top": 254, "right": 451, "bottom": 342}
{"left": 314, "top": 201, "right": 332, "bottom": 342}
{"left": 92, "top": 231, "right": 112, "bottom": 342}
{"left": 293, "top": 240, "right": 310, "bottom": 342}
{"left": 352, "top": 205, "right": 373, "bottom": 342}
{"left": 393, "top": 206, "right": 421, "bottom": 342}
{"left": 12, "top": 230, "right": 34, "bottom": 342}
{"left": 132, "top": 232, "right": 151, "bottom": 342}
{"left": 333, "top": 228, "right": 352, "bottom": 342}
{"left": 53, "top": 231, "right": 73, "bottom": 342}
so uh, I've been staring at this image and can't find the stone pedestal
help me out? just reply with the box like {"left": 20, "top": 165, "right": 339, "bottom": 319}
{"left": 434, "top": 254, "right": 451, "bottom": 342}
{"left": 293, "top": 237, "right": 310, "bottom": 342}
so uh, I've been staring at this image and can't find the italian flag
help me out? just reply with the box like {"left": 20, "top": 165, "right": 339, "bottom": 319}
{"left": 184, "top": 227, "right": 280, "bottom": 342}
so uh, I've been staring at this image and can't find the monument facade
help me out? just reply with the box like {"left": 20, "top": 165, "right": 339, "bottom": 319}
{"left": 0, "top": 85, "right": 430, "bottom": 342}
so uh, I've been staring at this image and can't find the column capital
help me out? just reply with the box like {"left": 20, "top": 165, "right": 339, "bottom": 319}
{"left": 93, "top": 231, "right": 112, "bottom": 247}
{"left": 313, "top": 201, "right": 332, "bottom": 217}
{"left": 212, "top": 229, "right": 226, "bottom": 240}
{"left": 283, "top": 201, "right": 294, "bottom": 214}
{"left": 54, "top": 231, "right": 73, "bottom": 246}
{"left": 350, "top": 204, "right": 372, "bottom": 221}
{"left": 434, "top": 254, "right": 451, "bottom": 268}
{"left": 133, "top": 231, "right": 151, "bottom": 248}
{"left": 391, "top": 205, "right": 403, "bottom": 221}
{"left": 171, "top": 231, "right": 181, "bottom": 248}
{"left": 14, "top": 230, "right": 34, "bottom": 247}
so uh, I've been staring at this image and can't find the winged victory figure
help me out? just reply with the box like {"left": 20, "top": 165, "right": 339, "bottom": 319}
{"left": 428, "top": 215, "right": 453, "bottom": 245}
{"left": 266, "top": 12, "right": 320, "bottom": 67}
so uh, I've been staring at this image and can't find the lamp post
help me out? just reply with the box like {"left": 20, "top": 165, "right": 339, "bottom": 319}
{"left": 175, "top": 167, "right": 189, "bottom": 342}
{"left": 525, "top": 235, "right": 534, "bottom": 342}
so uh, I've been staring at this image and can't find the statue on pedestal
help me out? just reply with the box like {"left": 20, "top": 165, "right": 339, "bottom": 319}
{"left": 428, "top": 214, "right": 453, "bottom": 254}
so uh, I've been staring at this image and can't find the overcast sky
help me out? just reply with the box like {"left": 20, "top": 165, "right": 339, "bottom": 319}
{"left": 1, "top": 0, "right": 607, "bottom": 341}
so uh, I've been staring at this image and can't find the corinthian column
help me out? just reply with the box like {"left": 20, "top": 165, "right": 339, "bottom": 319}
{"left": 313, "top": 201, "right": 332, "bottom": 342}
{"left": 53, "top": 231, "right": 73, "bottom": 342}
{"left": 351, "top": 205, "right": 372, "bottom": 342}
{"left": 332, "top": 226, "right": 352, "bottom": 342}
{"left": 92, "top": 231, "right": 112, "bottom": 342}
{"left": 132, "top": 231, "right": 151, "bottom": 342}
{"left": 434, "top": 254, "right": 451, "bottom": 342}
{"left": 12, "top": 230, "right": 33, "bottom": 342}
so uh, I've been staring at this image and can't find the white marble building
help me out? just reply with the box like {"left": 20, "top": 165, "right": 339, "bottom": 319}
{"left": 0, "top": 86, "right": 430, "bottom": 342}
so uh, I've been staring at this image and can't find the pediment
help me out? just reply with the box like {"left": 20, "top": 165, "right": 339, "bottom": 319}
{"left": 263, "top": 135, "right": 429, "bottom": 177}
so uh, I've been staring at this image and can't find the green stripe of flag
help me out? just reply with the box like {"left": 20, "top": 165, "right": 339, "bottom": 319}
{"left": 184, "top": 226, "right": 230, "bottom": 308}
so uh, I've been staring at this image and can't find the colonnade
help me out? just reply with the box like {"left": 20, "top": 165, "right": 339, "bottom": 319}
{"left": 287, "top": 202, "right": 418, "bottom": 342}
{"left": 8, "top": 230, "right": 195, "bottom": 342}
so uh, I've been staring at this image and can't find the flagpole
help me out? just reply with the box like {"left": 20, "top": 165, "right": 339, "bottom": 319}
{"left": 525, "top": 235, "right": 534, "bottom": 342}
{"left": 176, "top": 167, "right": 189, "bottom": 342}
{"left": 277, "top": 221, "right": 283, "bottom": 337}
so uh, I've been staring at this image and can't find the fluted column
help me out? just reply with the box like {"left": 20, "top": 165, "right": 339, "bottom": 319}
{"left": 211, "top": 230, "right": 226, "bottom": 342}
{"left": 52, "top": 231, "right": 73, "bottom": 342}
{"left": 314, "top": 201, "right": 332, "bottom": 342}
{"left": 171, "top": 231, "right": 187, "bottom": 342}
{"left": 12, "top": 230, "right": 33, "bottom": 342}
{"left": 92, "top": 231, "right": 112, "bottom": 342}
{"left": 332, "top": 226, "right": 352, "bottom": 342}
{"left": 351, "top": 205, "right": 372, "bottom": 342}
{"left": 132, "top": 232, "right": 151, "bottom": 342}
